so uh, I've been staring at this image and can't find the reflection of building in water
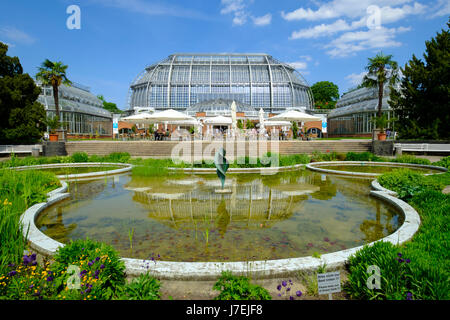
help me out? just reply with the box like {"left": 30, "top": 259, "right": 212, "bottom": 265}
{"left": 130, "top": 176, "right": 319, "bottom": 232}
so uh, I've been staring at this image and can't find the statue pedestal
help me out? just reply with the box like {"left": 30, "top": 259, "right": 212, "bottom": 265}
{"left": 215, "top": 189, "right": 232, "bottom": 194}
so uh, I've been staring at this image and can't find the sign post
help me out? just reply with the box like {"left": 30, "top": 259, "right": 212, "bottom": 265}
{"left": 113, "top": 120, "right": 119, "bottom": 139}
{"left": 317, "top": 271, "right": 341, "bottom": 300}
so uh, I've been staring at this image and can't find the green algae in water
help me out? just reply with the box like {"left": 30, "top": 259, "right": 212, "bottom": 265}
{"left": 35, "top": 170, "right": 403, "bottom": 262}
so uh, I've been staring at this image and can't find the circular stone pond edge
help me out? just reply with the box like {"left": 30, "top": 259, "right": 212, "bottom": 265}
{"left": 306, "top": 161, "right": 447, "bottom": 178}
{"left": 10, "top": 162, "right": 132, "bottom": 180}
{"left": 20, "top": 171, "right": 422, "bottom": 280}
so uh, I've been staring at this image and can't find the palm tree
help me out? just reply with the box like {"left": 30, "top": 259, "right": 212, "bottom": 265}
{"left": 362, "top": 52, "right": 399, "bottom": 120}
{"left": 36, "top": 59, "right": 71, "bottom": 127}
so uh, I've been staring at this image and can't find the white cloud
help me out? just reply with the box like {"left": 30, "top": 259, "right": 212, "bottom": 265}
{"left": 429, "top": 0, "right": 450, "bottom": 18}
{"left": 299, "top": 55, "right": 313, "bottom": 62}
{"left": 290, "top": 18, "right": 366, "bottom": 39}
{"left": 252, "top": 13, "right": 272, "bottom": 26}
{"left": 326, "top": 27, "right": 403, "bottom": 57}
{"left": 220, "top": 0, "right": 245, "bottom": 15}
{"left": 220, "top": 0, "right": 271, "bottom": 27}
{"left": 345, "top": 71, "right": 367, "bottom": 85}
{"left": 287, "top": 61, "right": 308, "bottom": 70}
{"left": 0, "top": 26, "right": 36, "bottom": 45}
{"left": 281, "top": 0, "right": 416, "bottom": 21}
{"left": 284, "top": 1, "right": 428, "bottom": 57}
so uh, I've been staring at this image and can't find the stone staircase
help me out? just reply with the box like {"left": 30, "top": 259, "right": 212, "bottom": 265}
{"left": 65, "top": 140, "right": 372, "bottom": 157}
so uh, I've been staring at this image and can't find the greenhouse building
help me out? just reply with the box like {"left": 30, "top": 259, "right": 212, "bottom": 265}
{"left": 327, "top": 84, "right": 397, "bottom": 137}
{"left": 37, "top": 82, "right": 113, "bottom": 138}
{"left": 128, "top": 53, "right": 314, "bottom": 114}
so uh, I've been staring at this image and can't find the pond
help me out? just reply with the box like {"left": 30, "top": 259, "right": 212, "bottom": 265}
{"left": 315, "top": 164, "right": 440, "bottom": 174}
{"left": 36, "top": 169, "right": 403, "bottom": 262}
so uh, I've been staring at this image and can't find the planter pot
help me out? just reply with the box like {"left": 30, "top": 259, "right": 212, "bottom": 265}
{"left": 49, "top": 134, "right": 59, "bottom": 142}
{"left": 377, "top": 133, "right": 387, "bottom": 141}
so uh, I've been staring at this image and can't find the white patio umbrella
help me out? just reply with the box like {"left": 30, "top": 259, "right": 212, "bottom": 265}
{"left": 259, "top": 108, "right": 265, "bottom": 133}
{"left": 231, "top": 101, "right": 237, "bottom": 134}
{"left": 268, "top": 110, "right": 321, "bottom": 122}
{"left": 203, "top": 116, "right": 232, "bottom": 125}
{"left": 167, "top": 119, "right": 202, "bottom": 126}
{"left": 263, "top": 120, "right": 292, "bottom": 127}
{"left": 144, "top": 109, "right": 195, "bottom": 123}
{"left": 121, "top": 112, "right": 155, "bottom": 124}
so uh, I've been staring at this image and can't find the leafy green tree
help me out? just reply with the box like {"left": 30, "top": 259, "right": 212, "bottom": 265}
{"left": 97, "top": 94, "right": 123, "bottom": 113}
{"left": 389, "top": 20, "right": 449, "bottom": 139}
{"left": 310, "top": 81, "right": 339, "bottom": 109}
{"left": 0, "top": 42, "right": 46, "bottom": 144}
{"left": 35, "top": 59, "right": 71, "bottom": 125}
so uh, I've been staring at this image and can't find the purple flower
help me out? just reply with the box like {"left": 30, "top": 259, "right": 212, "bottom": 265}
{"left": 277, "top": 285, "right": 282, "bottom": 291}
{"left": 277, "top": 293, "right": 281, "bottom": 297}
{"left": 100, "top": 264, "right": 105, "bottom": 269}
{"left": 8, "top": 263, "right": 15, "bottom": 267}
{"left": 287, "top": 288, "right": 291, "bottom": 292}
{"left": 95, "top": 257, "right": 100, "bottom": 261}
{"left": 8, "top": 270, "right": 17, "bottom": 276}
{"left": 282, "top": 281, "right": 287, "bottom": 287}
{"left": 398, "top": 253, "right": 402, "bottom": 257}
{"left": 405, "top": 259, "right": 411, "bottom": 264}
{"left": 289, "top": 296, "right": 294, "bottom": 300}
{"left": 88, "top": 261, "right": 93, "bottom": 267}
{"left": 46, "top": 276, "right": 54, "bottom": 282}
{"left": 406, "top": 292, "right": 413, "bottom": 300}
{"left": 29, "top": 284, "right": 34, "bottom": 288}
{"left": 296, "top": 291, "right": 302, "bottom": 297}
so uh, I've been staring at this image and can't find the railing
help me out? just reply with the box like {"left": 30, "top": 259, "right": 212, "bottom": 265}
{"left": 394, "top": 143, "right": 450, "bottom": 153}
{"left": 0, "top": 145, "right": 43, "bottom": 154}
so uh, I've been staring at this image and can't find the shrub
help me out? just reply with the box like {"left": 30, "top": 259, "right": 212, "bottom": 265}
{"left": 345, "top": 152, "right": 383, "bottom": 162}
{"left": 345, "top": 190, "right": 450, "bottom": 300}
{"left": 116, "top": 273, "right": 161, "bottom": 300}
{"left": 71, "top": 152, "right": 89, "bottom": 163}
{"left": 378, "top": 169, "right": 444, "bottom": 200}
{"left": 391, "top": 155, "right": 431, "bottom": 165}
{"left": 0, "top": 170, "right": 60, "bottom": 274}
{"left": 344, "top": 241, "right": 415, "bottom": 300}
{"left": 311, "top": 151, "right": 339, "bottom": 162}
{"left": 433, "top": 155, "right": 450, "bottom": 169}
{"left": 279, "top": 154, "right": 310, "bottom": 166}
{"left": 0, "top": 254, "right": 59, "bottom": 300}
{"left": 50, "top": 238, "right": 126, "bottom": 300}
{"left": 213, "top": 271, "right": 271, "bottom": 300}
{"left": 106, "top": 152, "right": 131, "bottom": 163}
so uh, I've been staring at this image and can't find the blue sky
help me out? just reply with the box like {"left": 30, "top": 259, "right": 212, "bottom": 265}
{"left": 1, "top": 0, "right": 448, "bottom": 110}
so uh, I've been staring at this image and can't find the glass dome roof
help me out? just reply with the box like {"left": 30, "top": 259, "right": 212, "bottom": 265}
{"left": 129, "top": 53, "right": 313, "bottom": 113}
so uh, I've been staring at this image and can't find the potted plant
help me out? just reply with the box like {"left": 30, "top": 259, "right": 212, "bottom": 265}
{"left": 372, "top": 114, "right": 396, "bottom": 141}
{"left": 46, "top": 116, "right": 60, "bottom": 141}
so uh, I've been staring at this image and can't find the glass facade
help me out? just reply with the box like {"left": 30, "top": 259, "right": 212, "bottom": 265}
{"left": 327, "top": 85, "right": 396, "bottom": 136}
{"left": 129, "top": 53, "right": 313, "bottom": 113}
{"left": 37, "top": 82, "right": 113, "bottom": 136}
